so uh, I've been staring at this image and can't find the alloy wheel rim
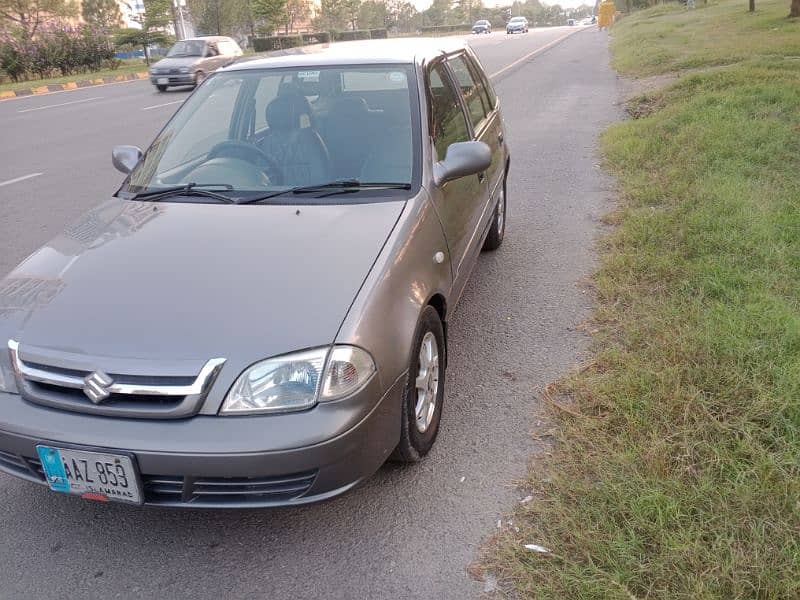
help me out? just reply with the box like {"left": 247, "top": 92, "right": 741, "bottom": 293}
{"left": 414, "top": 331, "right": 439, "bottom": 433}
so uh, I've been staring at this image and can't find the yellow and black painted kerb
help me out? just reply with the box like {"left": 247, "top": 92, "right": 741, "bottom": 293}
{"left": 0, "top": 71, "right": 149, "bottom": 100}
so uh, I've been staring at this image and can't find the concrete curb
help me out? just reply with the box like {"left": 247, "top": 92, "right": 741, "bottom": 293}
{"left": 0, "top": 71, "right": 149, "bottom": 101}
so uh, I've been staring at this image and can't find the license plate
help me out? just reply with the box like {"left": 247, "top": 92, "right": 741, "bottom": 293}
{"left": 157, "top": 77, "right": 168, "bottom": 84}
{"left": 36, "top": 445, "right": 142, "bottom": 505}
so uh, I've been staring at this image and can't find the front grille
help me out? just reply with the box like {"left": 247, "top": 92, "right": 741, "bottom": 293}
{"left": 9, "top": 341, "right": 225, "bottom": 419}
{"left": 31, "top": 382, "right": 188, "bottom": 412}
{"left": 0, "top": 450, "right": 45, "bottom": 482}
{"left": 0, "top": 451, "right": 317, "bottom": 507}
{"left": 143, "top": 471, "right": 318, "bottom": 507}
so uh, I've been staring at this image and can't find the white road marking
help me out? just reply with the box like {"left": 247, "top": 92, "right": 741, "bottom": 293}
{"left": 142, "top": 99, "right": 184, "bottom": 111}
{"left": 0, "top": 78, "right": 144, "bottom": 103}
{"left": 0, "top": 172, "right": 43, "bottom": 187}
{"left": 17, "top": 96, "right": 103, "bottom": 113}
{"left": 489, "top": 30, "right": 580, "bottom": 79}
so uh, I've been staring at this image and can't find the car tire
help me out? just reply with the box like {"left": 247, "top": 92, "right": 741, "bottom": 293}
{"left": 482, "top": 176, "right": 507, "bottom": 251}
{"left": 156, "top": 84, "right": 168, "bottom": 92}
{"left": 194, "top": 70, "right": 205, "bottom": 87}
{"left": 390, "top": 305, "right": 445, "bottom": 463}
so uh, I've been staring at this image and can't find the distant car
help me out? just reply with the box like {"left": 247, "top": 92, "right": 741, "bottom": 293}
{"left": 149, "top": 36, "right": 243, "bottom": 92}
{"left": 567, "top": 18, "right": 576, "bottom": 26}
{"left": 472, "top": 20, "right": 491, "bottom": 34}
{"left": 506, "top": 16, "right": 529, "bottom": 34}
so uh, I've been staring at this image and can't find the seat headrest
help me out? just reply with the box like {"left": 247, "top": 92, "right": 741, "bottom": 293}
{"left": 266, "top": 94, "right": 312, "bottom": 131}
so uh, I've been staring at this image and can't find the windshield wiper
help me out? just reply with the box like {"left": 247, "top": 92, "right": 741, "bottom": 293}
{"left": 128, "top": 183, "right": 236, "bottom": 204}
{"left": 237, "top": 180, "right": 412, "bottom": 205}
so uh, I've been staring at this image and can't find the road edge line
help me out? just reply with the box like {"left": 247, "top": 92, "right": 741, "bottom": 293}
{"left": 489, "top": 28, "right": 585, "bottom": 80}
{"left": 0, "top": 72, "right": 149, "bottom": 102}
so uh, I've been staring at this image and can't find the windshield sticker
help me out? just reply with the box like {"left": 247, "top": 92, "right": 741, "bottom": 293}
{"left": 297, "top": 70, "right": 320, "bottom": 81}
{"left": 388, "top": 71, "right": 406, "bottom": 83}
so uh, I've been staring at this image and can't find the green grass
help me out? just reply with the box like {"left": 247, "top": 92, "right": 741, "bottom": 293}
{"left": 0, "top": 59, "right": 147, "bottom": 93}
{"left": 483, "top": 0, "right": 800, "bottom": 597}
{"left": 611, "top": 0, "right": 800, "bottom": 76}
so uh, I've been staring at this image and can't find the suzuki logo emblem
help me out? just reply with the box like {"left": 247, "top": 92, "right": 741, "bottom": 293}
{"left": 83, "top": 371, "right": 113, "bottom": 404}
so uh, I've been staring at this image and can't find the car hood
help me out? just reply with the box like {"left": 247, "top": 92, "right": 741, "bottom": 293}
{"left": 151, "top": 56, "right": 202, "bottom": 69}
{"left": 0, "top": 198, "right": 404, "bottom": 369}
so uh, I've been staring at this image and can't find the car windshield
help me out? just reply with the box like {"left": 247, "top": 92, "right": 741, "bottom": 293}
{"left": 166, "top": 40, "right": 205, "bottom": 57}
{"left": 475, "top": 20, "right": 488, "bottom": 25}
{"left": 124, "top": 65, "right": 417, "bottom": 201}
{"left": 510, "top": 17, "right": 525, "bottom": 23}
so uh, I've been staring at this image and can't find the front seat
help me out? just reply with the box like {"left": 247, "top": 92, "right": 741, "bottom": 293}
{"left": 260, "top": 94, "right": 329, "bottom": 187}
{"left": 324, "top": 96, "right": 372, "bottom": 180}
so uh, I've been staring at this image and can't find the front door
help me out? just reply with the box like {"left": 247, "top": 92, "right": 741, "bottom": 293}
{"left": 428, "top": 62, "right": 488, "bottom": 292}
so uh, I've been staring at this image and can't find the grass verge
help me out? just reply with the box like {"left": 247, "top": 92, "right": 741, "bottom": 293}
{"left": 482, "top": 0, "right": 800, "bottom": 597}
{"left": 0, "top": 60, "right": 147, "bottom": 93}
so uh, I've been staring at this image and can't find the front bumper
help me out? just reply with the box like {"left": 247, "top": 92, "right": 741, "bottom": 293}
{"left": 0, "top": 375, "right": 404, "bottom": 508}
{"left": 150, "top": 74, "right": 195, "bottom": 86}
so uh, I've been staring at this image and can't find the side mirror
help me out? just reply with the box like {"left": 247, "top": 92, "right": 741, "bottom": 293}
{"left": 433, "top": 141, "right": 492, "bottom": 186}
{"left": 112, "top": 145, "right": 142, "bottom": 174}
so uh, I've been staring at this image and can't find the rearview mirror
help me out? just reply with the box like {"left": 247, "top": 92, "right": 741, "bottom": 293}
{"left": 433, "top": 141, "right": 492, "bottom": 186}
{"left": 112, "top": 145, "right": 143, "bottom": 174}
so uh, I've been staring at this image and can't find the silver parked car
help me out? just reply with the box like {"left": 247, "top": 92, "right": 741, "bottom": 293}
{"left": 0, "top": 38, "right": 509, "bottom": 508}
{"left": 149, "top": 36, "right": 243, "bottom": 92}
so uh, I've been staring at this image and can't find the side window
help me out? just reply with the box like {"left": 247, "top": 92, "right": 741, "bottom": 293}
{"left": 428, "top": 63, "right": 470, "bottom": 162}
{"left": 206, "top": 43, "right": 219, "bottom": 57}
{"left": 469, "top": 54, "right": 496, "bottom": 112}
{"left": 447, "top": 54, "right": 487, "bottom": 129}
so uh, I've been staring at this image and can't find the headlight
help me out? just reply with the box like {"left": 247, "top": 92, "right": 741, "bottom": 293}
{"left": 220, "top": 345, "right": 375, "bottom": 415}
{"left": 180, "top": 67, "right": 190, "bottom": 74}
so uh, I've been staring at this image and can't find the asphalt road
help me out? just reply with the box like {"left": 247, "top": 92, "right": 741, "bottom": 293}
{"left": 0, "top": 27, "right": 620, "bottom": 599}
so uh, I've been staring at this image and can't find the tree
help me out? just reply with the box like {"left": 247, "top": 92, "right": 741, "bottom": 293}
{"left": 186, "top": 0, "right": 252, "bottom": 36}
{"left": 421, "top": 0, "right": 451, "bottom": 25}
{"left": 82, "top": 0, "right": 122, "bottom": 30}
{"left": 252, "top": 0, "right": 287, "bottom": 34}
{"left": 358, "top": 0, "right": 387, "bottom": 29}
{"left": 749, "top": 0, "right": 755, "bottom": 12}
{"left": 117, "top": 0, "right": 174, "bottom": 65}
{"left": 0, "top": 0, "right": 77, "bottom": 41}
{"left": 791, "top": 0, "right": 800, "bottom": 16}
{"left": 314, "top": 0, "right": 346, "bottom": 30}
{"left": 386, "top": 0, "right": 417, "bottom": 31}
{"left": 341, "top": 0, "right": 361, "bottom": 29}
{"left": 283, "top": 0, "right": 309, "bottom": 33}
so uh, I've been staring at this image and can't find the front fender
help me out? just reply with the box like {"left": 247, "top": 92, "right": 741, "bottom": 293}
{"left": 335, "top": 188, "right": 452, "bottom": 393}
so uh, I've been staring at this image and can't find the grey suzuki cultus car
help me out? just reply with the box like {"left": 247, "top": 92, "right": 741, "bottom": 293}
{"left": 0, "top": 38, "right": 509, "bottom": 507}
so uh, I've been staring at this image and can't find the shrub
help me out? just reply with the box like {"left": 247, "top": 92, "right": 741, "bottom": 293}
{"left": 369, "top": 28, "right": 388, "bottom": 39}
{"left": 333, "top": 29, "right": 372, "bottom": 41}
{"left": 0, "top": 24, "right": 118, "bottom": 82}
{"left": 301, "top": 31, "right": 331, "bottom": 44}
{"left": 252, "top": 35, "right": 304, "bottom": 52}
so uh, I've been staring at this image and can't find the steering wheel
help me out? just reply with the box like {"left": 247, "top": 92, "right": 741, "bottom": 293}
{"left": 207, "top": 140, "right": 283, "bottom": 186}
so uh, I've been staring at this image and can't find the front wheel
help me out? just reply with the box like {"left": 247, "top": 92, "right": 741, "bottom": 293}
{"left": 482, "top": 179, "right": 506, "bottom": 251}
{"left": 155, "top": 84, "right": 167, "bottom": 92}
{"left": 194, "top": 70, "right": 205, "bottom": 87}
{"left": 391, "top": 306, "right": 445, "bottom": 463}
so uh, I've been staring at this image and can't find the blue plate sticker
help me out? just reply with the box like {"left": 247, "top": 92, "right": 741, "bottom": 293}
{"left": 36, "top": 446, "right": 70, "bottom": 493}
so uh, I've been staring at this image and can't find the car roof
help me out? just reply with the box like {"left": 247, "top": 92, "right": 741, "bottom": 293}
{"left": 182, "top": 36, "right": 234, "bottom": 42}
{"left": 225, "top": 37, "right": 469, "bottom": 71}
